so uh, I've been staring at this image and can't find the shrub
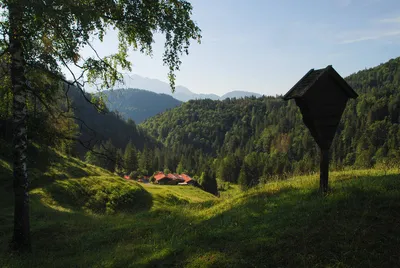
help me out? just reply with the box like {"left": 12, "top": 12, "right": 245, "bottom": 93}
{"left": 217, "top": 179, "right": 231, "bottom": 191}
{"left": 47, "top": 176, "right": 152, "bottom": 213}
{"left": 375, "top": 157, "right": 396, "bottom": 175}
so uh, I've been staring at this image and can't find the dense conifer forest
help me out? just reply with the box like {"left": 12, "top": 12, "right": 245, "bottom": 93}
{"left": 140, "top": 57, "right": 400, "bottom": 187}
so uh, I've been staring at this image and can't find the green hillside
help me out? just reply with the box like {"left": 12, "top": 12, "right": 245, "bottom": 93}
{"left": 66, "top": 86, "right": 160, "bottom": 158}
{"left": 140, "top": 57, "right": 400, "bottom": 184}
{"left": 101, "top": 88, "right": 182, "bottom": 123}
{"left": 1, "top": 143, "right": 399, "bottom": 267}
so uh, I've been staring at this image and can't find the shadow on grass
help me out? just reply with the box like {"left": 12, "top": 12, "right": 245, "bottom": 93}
{"left": 141, "top": 173, "right": 400, "bottom": 267}
{"left": 1, "top": 173, "right": 400, "bottom": 267}
{"left": 28, "top": 146, "right": 95, "bottom": 190}
{"left": 2, "top": 140, "right": 108, "bottom": 198}
{"left": 43, "top": 177, "right": 154, "bottom": 214}
{"left": 1, "top": 143, "right": 96, "bottom": 192}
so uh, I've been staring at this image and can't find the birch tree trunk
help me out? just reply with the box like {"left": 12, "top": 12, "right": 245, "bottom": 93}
{"left": 9, "top": 1, "right": 31, "bottom": 252}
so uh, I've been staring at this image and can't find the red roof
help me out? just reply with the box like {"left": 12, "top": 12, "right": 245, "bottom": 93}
{"left": 180, "top": 173, "right": 193, "bottom": 183}
{"left": 154, "top": 172, "right": 167, "bottom": 181}
{"left": 167, "top": 173, "right": 178, "bottom": 180}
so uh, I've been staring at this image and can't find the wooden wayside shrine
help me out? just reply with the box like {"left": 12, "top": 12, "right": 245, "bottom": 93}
{"left": 283, "top": 65, "right": 358, "bottom": 193}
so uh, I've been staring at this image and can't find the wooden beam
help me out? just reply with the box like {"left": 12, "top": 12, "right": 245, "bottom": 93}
{"left": 320, "top": 148, "right": 329, "bottom": 193}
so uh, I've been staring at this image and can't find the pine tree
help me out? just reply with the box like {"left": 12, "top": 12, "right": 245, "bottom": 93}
{"left": 115, "top": 149, "right": 124, "bottom": 176}
{"left": 138, "top": 146, "right": 153, "bottom": 175}
{"left": 199, "top": 168, "right": 218, "bottom": 196}
{"left": 124, "top": 141, "right": 138, "bottom": 174}
{"left": 102, "top": 140, "right": 117, "bottom": 172}
{"left": 238, "top": 163, "right": 251, "bottom": 191}
{"left": 176, "top": 161, "right": 185, "bottom": 174}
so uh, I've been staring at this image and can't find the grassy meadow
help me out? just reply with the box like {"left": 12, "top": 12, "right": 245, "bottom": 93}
{"left": 1, "top": 147, "right": 400, "bottom": 267}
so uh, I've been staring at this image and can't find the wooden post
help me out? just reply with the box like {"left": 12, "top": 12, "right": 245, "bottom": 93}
{"left": 320, "top": 148, "right": 329, "bottom": 193}
{"left": 283, "top": 66, "right": 358, "bottom": 193}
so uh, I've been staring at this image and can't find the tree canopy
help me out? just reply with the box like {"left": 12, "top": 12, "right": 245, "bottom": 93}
{"left": 1, "top": 0, "right": 201, "bottom": 252}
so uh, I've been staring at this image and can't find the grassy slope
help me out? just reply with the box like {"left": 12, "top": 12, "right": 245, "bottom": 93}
{"left": 1, "top": 149, "right": 400, "bottom": 267}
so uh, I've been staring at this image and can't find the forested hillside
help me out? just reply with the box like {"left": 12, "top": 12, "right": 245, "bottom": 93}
{"left": 67, "top": 86, "right": 159, "bottom": 157}
{"left": 0, "top": 83, "right": 159, "bottom": 169}
{"left": 141, "top": 57, "right": 400, "bottom": 187}
{"left": 100, "top": 88, "right": 182, "bottom": 123}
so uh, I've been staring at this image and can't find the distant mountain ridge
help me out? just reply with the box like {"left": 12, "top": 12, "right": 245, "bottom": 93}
{"left": 101, "top": 88, "right": 182, "bottom": 123}
{"left": 220, "top": 90, "right": 261, "bottom": 99}
{"left": 114, "top": 74, "right": 262, "bottom": 101}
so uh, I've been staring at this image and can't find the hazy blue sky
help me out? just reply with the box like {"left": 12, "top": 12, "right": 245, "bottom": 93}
{"left": 77, "top": 0, "right": 400, "bottom": 96}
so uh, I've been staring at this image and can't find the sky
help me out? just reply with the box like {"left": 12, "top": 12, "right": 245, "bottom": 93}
{"left": 76, "top": 0, "right": 400, "bottom": 96}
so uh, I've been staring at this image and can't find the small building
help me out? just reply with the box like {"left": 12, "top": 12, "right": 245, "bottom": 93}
{"left": 152, "top": 171, "right": 198, "bottom": 186}
{"left": 173, "top": 173, "right": 185, "bottom": 183}
{"left": 157, "top": 178, "right": 172, "bottom": 185}
{"left": 167, "top": 173, "right": 185, "bottom": 184}
{"left": 179, "top": 173, "right": 197, "bottom": 186}
{"left": 164, "top": 174, "right": 179, "bottom": 185}
{"left": 167, "top": 173, "right": 178, "bottom": 180}
{"left": 138, "top": 176, "right": 150, "bottom": 183}
{"left": 154, "top": 172, "right": 174, "bottom": 185}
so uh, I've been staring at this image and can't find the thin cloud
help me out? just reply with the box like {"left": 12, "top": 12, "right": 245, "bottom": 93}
{"left": 378, "top": 16, "right": 400, "bottom": 24}
{"left": 338, "top": 14, "right": 400, "bottom": 44}
{"left": 339, "top": 30, "right": 400, "bottom": 44}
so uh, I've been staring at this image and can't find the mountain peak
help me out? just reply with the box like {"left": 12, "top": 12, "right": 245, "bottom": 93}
{"left": 117, "top": 74, "right": 260, "bottom": 102}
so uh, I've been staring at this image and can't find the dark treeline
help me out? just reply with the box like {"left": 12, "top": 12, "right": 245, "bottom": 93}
{"left": 141, "top": 57, "right": 400, "bottom": 188}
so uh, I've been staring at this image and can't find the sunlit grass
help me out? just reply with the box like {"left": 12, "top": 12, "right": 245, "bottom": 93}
{"left": 1, "top": 148, "right": 400, "bottom": 267}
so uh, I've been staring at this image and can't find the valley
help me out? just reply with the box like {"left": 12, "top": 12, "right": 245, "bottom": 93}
{"left": 1, "top": 57, "right": 400, "bottom": 267}
{"left": 1, "top": 1, "right": 400, "bottom": 266}
{"left": 1, "top": 147, "right": 399, "bottom": 267}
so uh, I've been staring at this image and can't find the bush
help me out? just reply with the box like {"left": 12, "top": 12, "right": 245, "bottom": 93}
{"left": 47, "top": 176, "right": 152, "bottom": 213}
{"left": 217, "top": 179, "right": 231, "bottom": 191}
{"left": 375, "top": 157, "right": 396, "bottom": 175}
